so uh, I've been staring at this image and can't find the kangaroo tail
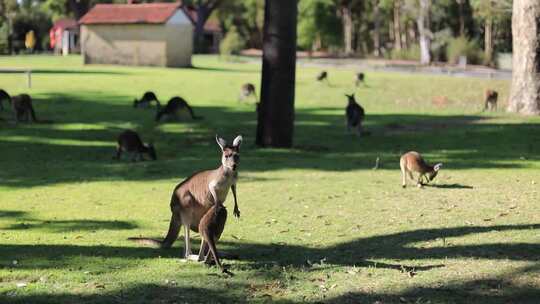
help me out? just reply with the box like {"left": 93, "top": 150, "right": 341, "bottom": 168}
{"left": 127, "top": 237, "right": 163, "bottom": 247}
{"left": 155, "top": 109, "right": 163, "bottom": 121}
{"left": 29, "top": 106, "right": 38, "bottom": 122}
{"left": 185, "top": 104, "right": 203, "bottom": 120}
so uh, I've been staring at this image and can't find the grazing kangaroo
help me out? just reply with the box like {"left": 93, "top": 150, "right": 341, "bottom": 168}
{"left": 345, "top": 93, "right": 365, "bottom": 136}
{"left": 134, "top": 91, "right": 161, "bottom": 108}
{"left": 316, "top": 71, "right": 328, "bottom": 83}
{"left": 113, "top": 130, "right": 156, "bottom": 161}
{"left": 400, "top": 151, "right": 442, "bottom": 188}
{"left": 128, "top": 135, "right": 242, "bottom": 261}
{"left": 155, "top": 96, "right": 202, "bottom": 121}
{"left": 238, "top": 83, "right": 257, "bottom": 103}
{"left": 355, "top": 72, "right": 365, "bottom": 86}
{"left": 483, "top": 89, "right": 498, "bottom": 111}
{"left": 0, "top": 89, "right": 11, "bottom": 111}
{"left": 197, "top": 203, "right": 233, "bottom": 275}
{"left": 11, "top": 94, "right": 37, "bottom": 123}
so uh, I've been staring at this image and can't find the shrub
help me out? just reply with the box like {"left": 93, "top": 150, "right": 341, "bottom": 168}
{"left": 446, "top": 36, "right": 484, "bottom": 65}
{"left": 219, "top": 26, "right": 245, "bottom": 59}
{"left": 389, "top": 44, "right": 421, "bottom": 61}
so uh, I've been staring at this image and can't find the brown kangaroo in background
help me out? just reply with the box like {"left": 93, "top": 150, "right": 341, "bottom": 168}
{"left": 355, "top": 72, "right": 365, "bottom": 87}
{"left": 197, "top": 203, "right": 232, "bottom": 275}
{"left": 316, "top": 71, "right": 328, "bottom": 83}
{"left": 134, "top": 91, "right": 161, "bottom": 108}
{"left": 345, "top": 93, "right": 365, "bottom": 136}
{"left": 483, "top": 89, "right": 498, "bottom": 111}
{"left": 238, "top": 83, "right": 257, "bottom": 103}
{"left": 400, "top": 151, "right": 442, "bottom": 188}
{"left": 155, "top": 96, "right": 203, "bottom": 121}
{"left": 11, "top": 94, "right": 37, "bottom": 123}
{"left": 129, "top": 135, "right": 242, "bottom": 261}
{"left": 0, "top": 89, "right": 11, "bottom": 112}
{"left": 113, "top": 130, "right": 156, "bottom": 161}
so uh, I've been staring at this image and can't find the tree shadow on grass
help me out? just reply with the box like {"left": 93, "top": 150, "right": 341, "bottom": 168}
{"left": 4, "top": 219, "right": 138, "bottom": 232}
{"left": 0, "top": 92, "right": 539, "bottom": 188}
{"left": 1, "top": 224, "right": 539, "bottom": 303}
{"left": 424, "top": 183, "right": 474, "bottom": 189}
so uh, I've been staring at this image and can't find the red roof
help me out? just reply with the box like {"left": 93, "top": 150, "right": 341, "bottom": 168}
{"left": 79, "top": 2, "right": 182, "bottom": 25}
{"left": 53, "top": 18, "right": 78, "bottom": 30}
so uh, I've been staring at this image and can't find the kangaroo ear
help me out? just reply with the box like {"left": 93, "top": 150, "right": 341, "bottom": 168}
{"left": 216, "top": 135, "right": 227, "bottom": 151}
{"left": 232, "top": 135, "right": 243, "bottom": 148}
{"left": 434, "top": 163, "right": 443, "bottom": 171}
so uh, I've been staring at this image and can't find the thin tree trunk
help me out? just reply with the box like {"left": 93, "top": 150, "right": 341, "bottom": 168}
{"left": 484, "top": 17, "right": 493, "bottom": 64}
{"left": 393, "top": 0, "right": 402, "bottom": 51}
{"left": 508, "top": 0, "right": 540, "bottom": 115}
{"left": 457, "top": 0, "right": 465, "bottom": 36}
{"left": 342, "top": 4, "right": 354, "bottom": 55}
{"left": 417, "top": 0, "right": 432, "bottom": 64}
{"left": 373, "top": 0, "right": 381, "bottom": 57}
{"left": 256, "top": 0, "right": 298, "bottom": 147}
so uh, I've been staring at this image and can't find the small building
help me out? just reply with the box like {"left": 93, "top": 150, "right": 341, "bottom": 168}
{"left": 79, "top": 2, "right": 193, "bottom": 67}
{"left": 49, "top": 19, "right": 80, "bottom": 55}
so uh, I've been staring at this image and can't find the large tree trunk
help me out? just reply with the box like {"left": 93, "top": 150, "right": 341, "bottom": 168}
{"left": 341, "top": 4, "right": 354, "bottom": 55}
{"left": 484, "top": 17, "right": 493, "bottom": 64}
{"left": 256, "top": 0, "right": 298, "bottom": 147}
{"left": 508, "top": 0, "right": 540, "bottom": 115}
{"left": 393, "top": 0, "right": 402, "bottom": 51}
{"left": 417, "top": 0, "right": 432, "bottom": 64}
{"left": 373, "top": 0, "right": 381, "bottom": 57}
{"left": 194, "top": 5, "right": 210, "bottom": 53}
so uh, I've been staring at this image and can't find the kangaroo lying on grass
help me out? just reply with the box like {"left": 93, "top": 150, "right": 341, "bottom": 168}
{"left": 129, "top": 135, "right": 242, "bottom": 261}
{"left": 134, "top": 91, "right": 161, "bottom": 108}
{"left": 198, "top": 203, "right": 233, "bottom": 275}
{"left": 483, "top": 89, "right": 498, "bottom": 111}
{"left": 113, "top": 130, "right": 156, "bottom": 161}
{"left": 345, "top": 93, "right": 365, "bottom": 136}
{"left": 0, "top": 89, "right": 11, "bottom": 111}
{"left": 400, "top": 151, "right": 442, "bottom": 188}
{"left": 238, "top": 83, "right": 257, "bottom": 103}
{"left": 155, "top": 96, "right": 203, "bottom": 121}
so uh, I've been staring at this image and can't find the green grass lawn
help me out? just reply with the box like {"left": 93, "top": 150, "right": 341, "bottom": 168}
{"left": 0, "top": 55, "right": 539, "bottom": 304}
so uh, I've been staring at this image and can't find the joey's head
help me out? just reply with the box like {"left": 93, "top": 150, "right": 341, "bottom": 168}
{"left": 429, "top": 163, "right": 443, "bottom": 181}
{"left": 345, "top": 93, "right": 356, "bottom": 104}
{"left": 133, "top": 99, "right": 139, "bottom": 108}
{"left": 147, "top": 142, "right": 157, "bottom": 160}
{"left": 216, "top": 135, "right": 242, "bottom": 171}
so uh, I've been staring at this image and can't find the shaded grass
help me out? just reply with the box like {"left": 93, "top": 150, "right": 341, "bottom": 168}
{"left": 0, "top": 55, "right": 539, "bottom": 304}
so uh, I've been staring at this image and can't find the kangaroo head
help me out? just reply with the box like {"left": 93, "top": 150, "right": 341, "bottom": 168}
{"left": 147, "top": 142, "right": 157, "bottom": 160}
{"left": 216, "top": 135, "right": 242, "bottom": 171}
{"left": 429, "top": 163, "right": 443, "bottom": 181}
{"left": 345, "top": 93, "right": 356, "bottom": 104}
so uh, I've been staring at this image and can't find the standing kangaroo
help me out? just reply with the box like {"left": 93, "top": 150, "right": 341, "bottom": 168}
{"left": 11, "top": 94, "right": 37, "bottom": 123}
{"left": 0, "top": 89, "right": 11, "bottom": 112}
{"left": 345, "top": 93, "right": 365, "bottom": 136}
{"left": 129, "top": 135, "right": 242, "bottom": 261}
{"left": 155, "top": 96, "right": 203, "bottom": 121}
{"left": 197, "top": 203, "right": 232, "bottom": 275}
{"left": 400, "top": 151, "right": 442, "bottom": 188}
{"left": 483, "top": 89, "right": 498, "bottom": 111}
{"left": 238, "top": 83, "right": 257, "bottom": 103}
{"left": 355, "top": 72, "right": 365, "bottom": 87}
{"left": 134, "top": 91, "right": 161, "bottom": 108}
{"left": 113, "top": 130, "right": 156, "bottom": 161}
